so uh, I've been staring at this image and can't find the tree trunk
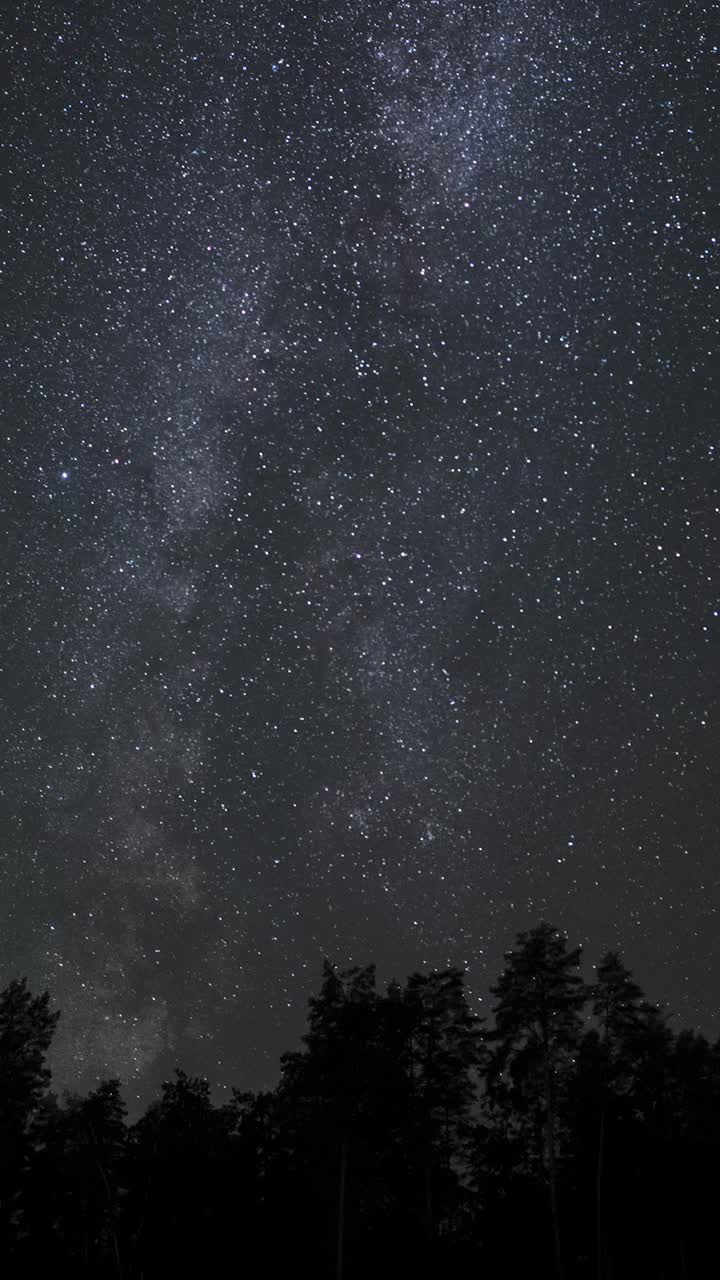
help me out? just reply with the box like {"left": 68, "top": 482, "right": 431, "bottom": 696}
{"left": 336, "top": 1134, "right": 348, "bottom": 1280}
{"left": 424, "top": 1158, "right": 434, "bottom": 1280}
{"left": 545, "top": 1067, "right": 564, "bottom": 1280}
{"left": 596, "top": 1108, "right": 606, "bottom": 1280}
{"left": 97, "top": 1158, "right": 123, "bottom": 1280}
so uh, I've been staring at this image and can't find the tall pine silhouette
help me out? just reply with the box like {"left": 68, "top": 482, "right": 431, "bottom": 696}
{"left": 0, "top": 978, "right": 59, "bottom": 1257}
{"left": 486, "top": 924, "right": 586, "bottom": 1280}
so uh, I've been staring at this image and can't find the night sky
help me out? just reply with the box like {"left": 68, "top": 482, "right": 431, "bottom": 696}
{"left": 3, "top": 1, "right": 717, "bottom": 1108}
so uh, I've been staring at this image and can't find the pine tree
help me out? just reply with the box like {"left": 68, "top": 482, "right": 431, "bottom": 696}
{"left": 403, "top": 967, "right": 482, "bottom": 1272}
{"left": 278, "top": 963, "right": 380, "bottom": 1280}
{"left": 591, "top": 951, "right": 657, "bottom": 1052}
{"left": 127, "top": 1069, "right": 231, "bottom": 1278}
{"left": 62, "top": 1080, "right": 126, "bottom": 1277}
{"left": 585, "top": 951, "right": 672, "bottom": 1280}
{"left": 0, "top": 978, "right": 60, "bottom": 1255}
{"left": 486, "top": 923, "right": 586, "bottom": 1280}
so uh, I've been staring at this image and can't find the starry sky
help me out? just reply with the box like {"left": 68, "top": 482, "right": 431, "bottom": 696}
{"left": 3, "top": 0, "right": 718, "bottom": 1107}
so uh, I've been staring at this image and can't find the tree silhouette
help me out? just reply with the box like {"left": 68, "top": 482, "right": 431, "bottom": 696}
{"left": 63, "top": 1080, "right": 126, "bottom": 1277}
{"left": 0, "top": 933, "right": 717, "bottom": 1279}
{"left": 402, "top": 968, "right": 482, "bottom": 1276}
{"left": 278, "top": 963, "right": 387, "bottom": 1279}
{"left": 126, "top": 1069, "right": 234, "bottom": 1278}
{"left": 0, "top": 978, "right": 59, "bottom": 1256}
{"left": 486, "top": 923, "right": 586, "bottom": 1280}
{"left": 587, "top": 952, "right": 665, "bottom": 1280}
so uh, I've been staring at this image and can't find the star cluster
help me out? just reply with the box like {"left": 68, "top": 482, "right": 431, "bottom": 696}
{"left": 2, "top": 0, "right": 717, "bottom": 1104}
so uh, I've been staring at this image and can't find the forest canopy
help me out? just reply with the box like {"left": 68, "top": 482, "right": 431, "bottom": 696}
{"left": 0, "top": 923, "right": 717, "bottom": 1280}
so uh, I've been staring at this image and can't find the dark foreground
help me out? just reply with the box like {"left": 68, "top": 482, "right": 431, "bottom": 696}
{"left": 0, "top": 922, "right": 717, "bottom": 1278}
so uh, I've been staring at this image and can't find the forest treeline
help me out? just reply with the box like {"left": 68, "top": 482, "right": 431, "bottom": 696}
{"left": 0, "top": 923, "right": 717, "bottom": 1279}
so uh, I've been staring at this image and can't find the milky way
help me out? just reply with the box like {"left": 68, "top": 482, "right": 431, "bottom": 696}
{"left": 3, "top": 0, "right": 717, "bottom": 1106}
